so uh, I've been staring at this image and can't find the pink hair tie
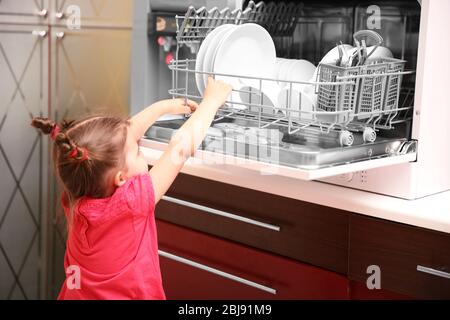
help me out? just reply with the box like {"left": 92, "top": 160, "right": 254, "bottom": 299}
{"left": 69, "top": 148, "right": 78, "bottom": 158}
{"left": 69, "top": 147, "right": 89, "bottom": 162}
{"left": 79, "top": 148, "right": 89, "bottom": 162}
{"left": 50, "top": 125, "right": 61, "bottom": 140}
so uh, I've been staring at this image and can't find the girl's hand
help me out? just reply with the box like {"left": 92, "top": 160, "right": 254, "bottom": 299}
{"left": 202, "top": 77, "right": 232, "bottom": 109}
{"left": 162, "top": 98, "right": 199, "bottom": 115}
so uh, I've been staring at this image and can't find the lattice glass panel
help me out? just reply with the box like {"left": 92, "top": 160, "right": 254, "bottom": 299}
{"left": 0, "top": 25, "right": 48, "bottom": 300}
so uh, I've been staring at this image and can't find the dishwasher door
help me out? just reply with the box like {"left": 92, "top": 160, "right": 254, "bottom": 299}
{"left": 143, "top": 118, "right": 416, "bottom": 181}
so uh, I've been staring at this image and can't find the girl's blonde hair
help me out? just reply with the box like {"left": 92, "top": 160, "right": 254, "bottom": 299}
{"left": 31, "top": 116, "right": 129, "bottom": 221}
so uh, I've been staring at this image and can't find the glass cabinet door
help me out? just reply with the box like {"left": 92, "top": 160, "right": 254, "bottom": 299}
{"left": 0, "top": 24, "right": 49, "bottom": 300}
{"left": 51, "top": 0, "right": 134, "bottom": 28}
{"left": 0, "top": 0, "right": 49, "bottom": 25}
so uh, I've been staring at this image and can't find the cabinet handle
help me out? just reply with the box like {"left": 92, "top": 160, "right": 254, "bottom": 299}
{"left": 55, "top": 32, "right": 65, "bottom": 39}
{"left": 417, "top": 265, "right": 450, "bottom": 279}
{"left": 55, "top": 12, "right": 65, "bottom": 19}
{"left": 32, "top": 30, "right": 47, "bottom": 38}
{"left": 162, "top": 195, "right": 281, "bottom": 232}
{"left": 37, "top": 9, "right": 48, "bottom": 18}
{"left": 158, "top": 250, "right": 277, "bottom": 295}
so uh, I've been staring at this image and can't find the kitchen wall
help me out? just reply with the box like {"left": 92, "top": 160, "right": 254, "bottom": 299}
{"left": 130, "top": 0, "right": 242, "bottom": 116}
{"left": 130, "top": 0, "right": 172, "bottom": 115}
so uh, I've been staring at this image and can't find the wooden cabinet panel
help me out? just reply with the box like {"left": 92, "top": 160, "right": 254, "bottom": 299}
{"left": 155, "top": 173, "right": 349, "bottom": 275}
{"left": 349, "top": 214, "right": 450, "bottom": 299}
{"left": 150, "top": 171, "right": 450, "bottom": 299}
{"left": 157, "top": 220, "right": 349, "bottom": 300}
{"left": 349, "top": 281, "right": 412, "bottom": 300}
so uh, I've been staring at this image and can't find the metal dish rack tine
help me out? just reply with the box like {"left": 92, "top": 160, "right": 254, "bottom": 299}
{"left": 205, "top": 7, "right": 220, "bottom": 31}
{"left": 269, "top": 2, "right": 284, "bottom": 35}
{"left": 197, "top": 7, "right": 209, "bottom": 33}
{"left": 258, "top": 78, "right": 263, "bottom": 128}
{"left": 230, "top": 7, "right": 242, "bottom": 25}
{"left": 270, "top": 2, "right": 285, "bottom": 35}
{"left": 177, "top": 6, "right": 195, "bottom": 43}
{"left": 241, "top": 1, "right": 255, "bottom": 22}
{"left": 288, "top": 81, "right": 293, "bottom": 133}
{"left": 250, "top": 1, "right": 266, "bottom": 24}
{"left": 183, "top": 58, "right": 189, "bottom": 105}
{"left": 280, "top": 2, "right": 302, "bottom": 37}
{"left": 219, "top": 7, "right": 231, "bottom": 26}
{"left": 279, "top": 3, "right": 292, "bottom": 35}
{"left": 274, "top": 3, "right": 287, "bottom": 36}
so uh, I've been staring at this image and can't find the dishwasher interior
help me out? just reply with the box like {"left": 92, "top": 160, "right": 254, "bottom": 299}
{"left": 145, "top": 0, "right": 420, "bottom": 171}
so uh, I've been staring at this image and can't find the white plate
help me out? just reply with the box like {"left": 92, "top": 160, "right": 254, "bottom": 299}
{"left": 274, "top": 57, "right": 287, "bottom": 72}
{"left": 213, "top": 23, "right": 276, "bottom": 106}
{"left": 278, "top": 59, "right": 315, "bottom": 90}
{"left": 195, "top": 24, "right": 236, "bottom": 95}
{"left": 365, "top": 45, "right": 393, "bottom": 62}
{"left": 202, "top": 24, "right": 237, "bottom": 91}
{"left": 320, "top": 44, "right": 354, "bottom": 65}
{"left": 287, "top": 60, "right": 316, "bottom": 83}
{"left": 276, "top": 58, "right": 294, "bottom": 87}
{"left": 239, "top": 80, "right": 281, "bottom": 115}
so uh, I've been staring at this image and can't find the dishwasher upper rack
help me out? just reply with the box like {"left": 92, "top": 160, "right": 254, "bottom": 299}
{"left": 169, "top": 58, "right": 414, "bottom": 146}
{"left": 175, "top": 1, "right": 302, "bottom": 50}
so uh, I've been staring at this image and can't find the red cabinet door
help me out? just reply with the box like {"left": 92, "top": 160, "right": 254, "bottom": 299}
{"left": 349, "top": 281, "right": 412, "bottom": 300}
{"left": 349, "top": 214, "right": 450, "bottom": 299}
{"left": 157, "top": 220, "right": 349, "bottom": 300}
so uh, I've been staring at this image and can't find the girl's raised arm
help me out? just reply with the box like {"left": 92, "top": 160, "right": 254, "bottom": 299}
{"left": 129, "top": 99, "right": 198, "bottom": 141}
{"left": 149, "top": 77, "right": 232, "bottom": 204}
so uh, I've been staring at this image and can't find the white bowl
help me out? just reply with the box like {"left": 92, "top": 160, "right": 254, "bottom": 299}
{"left": 239, "top": 80, "right": 281, "bottom": 116}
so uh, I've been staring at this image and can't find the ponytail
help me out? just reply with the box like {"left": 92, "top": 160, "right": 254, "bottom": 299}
{"left": 31, "top": 117, "right": 90, "bottom": 162}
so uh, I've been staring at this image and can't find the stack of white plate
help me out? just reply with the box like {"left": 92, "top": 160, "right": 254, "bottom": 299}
{"left": 195, "top": 23, "right": 276, "bottom": 109}
{"left": 195, "top": 23, "right": 318, "bottom": 119}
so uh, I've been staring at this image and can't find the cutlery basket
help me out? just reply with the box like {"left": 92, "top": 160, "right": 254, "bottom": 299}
{"left": 316, "top": 57, "right": 406, "bottom": 122}
{"left": 380, "top": 57, "right": 407, "bottom": 112}
{"left": 316, "top": 64, "right": 360, "bottom": 123}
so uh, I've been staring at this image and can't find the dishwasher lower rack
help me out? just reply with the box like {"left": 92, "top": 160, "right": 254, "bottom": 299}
{"left": 169, "top": 58, "right": 414, "bottom": 146}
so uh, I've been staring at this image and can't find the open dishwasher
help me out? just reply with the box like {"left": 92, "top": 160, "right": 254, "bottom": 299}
{"left": 144, "top": 0, "right": 420, "bottom": 180}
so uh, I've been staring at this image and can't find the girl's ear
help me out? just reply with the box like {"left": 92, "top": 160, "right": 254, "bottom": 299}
{"left": 114, "top": 171, "right": 127, "bottom": 187}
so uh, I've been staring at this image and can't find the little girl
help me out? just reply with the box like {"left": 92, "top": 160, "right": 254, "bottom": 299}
{"left": 31, "top": 77, "right": 231, "bottom": 300}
